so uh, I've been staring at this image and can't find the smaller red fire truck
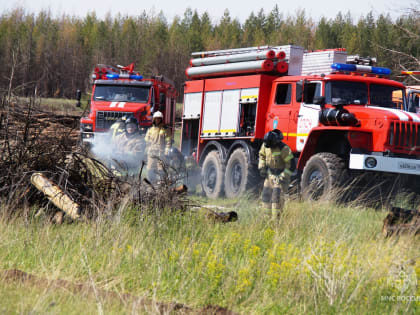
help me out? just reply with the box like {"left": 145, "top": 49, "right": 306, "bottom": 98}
{"left": 79, "top": 63, "right": 177, "bottom": 142}
{"left": 180, "top": 45, "right": 420, "bottom": 199}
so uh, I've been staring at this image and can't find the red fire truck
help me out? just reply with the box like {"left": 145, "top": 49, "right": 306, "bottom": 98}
{"left": 180, "top": 46, "right": 420, "bottom": 199}
{"left": 79, "top": 63, "right": 177, "bottom": 142}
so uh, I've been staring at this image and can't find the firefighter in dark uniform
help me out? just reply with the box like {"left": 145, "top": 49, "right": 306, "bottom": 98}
{"left": 258, "top": 129, "right": 294, "bottom": 218}
{"left": 166, "top": 147, "right": 201, "bottom": 193}
{"left": 166, "top": 147, "right": 186, "bottom": 186}
{"left": 144, "top": 111, "right": 172, "bottom": 182}
{"left": 114, "top": 117, "right": 145, "bottom": 172}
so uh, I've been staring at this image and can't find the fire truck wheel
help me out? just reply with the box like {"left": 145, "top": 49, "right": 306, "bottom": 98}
{"left": 301, "top": 152, "right": 348, "bottom": 201}
{"left": 201, "top": 151, "right": 225, "bottom": 198}
{"left": 225, "top": 148, "right": 256, "bottom": 198}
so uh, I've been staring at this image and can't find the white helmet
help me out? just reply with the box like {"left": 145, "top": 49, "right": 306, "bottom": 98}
{"left": 152, "top": 111, "right": 163, "bottom": 120}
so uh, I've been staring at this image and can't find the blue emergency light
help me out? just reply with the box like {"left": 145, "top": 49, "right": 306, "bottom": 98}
{"left": 106, "top": 73, "right": 120, "bottom": 79}
{"left": 105, "top": 73, "right": 143, "bottom": 80}
{"left": 331, "top": 63, "right": 391, "bottom": 76}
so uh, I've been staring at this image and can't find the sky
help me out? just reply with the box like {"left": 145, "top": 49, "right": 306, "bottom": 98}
{"left": 0, "top": 0, "right": 416, "bottom": 23}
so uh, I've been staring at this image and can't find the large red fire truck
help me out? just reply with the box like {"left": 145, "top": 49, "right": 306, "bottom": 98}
{"left": 180, "top": 46, "right": 420, "bottom": 199}
{"left": 79, "top": 63, "right": 177, "bottom": 141}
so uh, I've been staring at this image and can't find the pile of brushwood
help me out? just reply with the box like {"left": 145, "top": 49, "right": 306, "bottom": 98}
{"left": 0, "top": 100, "right": 190, "bottom": 222}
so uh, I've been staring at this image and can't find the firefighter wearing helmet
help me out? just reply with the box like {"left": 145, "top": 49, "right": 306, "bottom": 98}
{"left": 113, "top": 116, "right": 145, "bottom": 171}
{"left": 145, "top": 111, "right": 172, "bottom": 182}
{"left": 258, "top": 129, "right": 294, "bottom": 218}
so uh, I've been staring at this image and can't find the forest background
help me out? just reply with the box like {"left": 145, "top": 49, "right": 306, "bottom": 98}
{"left": 0, "top": 4, "right": 419, "bottom": 101}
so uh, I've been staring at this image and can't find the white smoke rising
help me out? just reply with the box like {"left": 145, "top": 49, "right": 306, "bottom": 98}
{"left": 88, "top": 131, "right": 147, "bottom": 175}
{"left": 86, "top": 130, "right": 202, "bottom": 193}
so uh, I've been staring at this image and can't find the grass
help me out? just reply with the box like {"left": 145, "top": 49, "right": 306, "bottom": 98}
{"left": 14, "top": 96, "right": 86, "bottom": 116}
{"left": 0, "top": 282, "right": 127, "bottom": 314}
{"left": 0, "top": 197, "right": 419, "bottom": 314}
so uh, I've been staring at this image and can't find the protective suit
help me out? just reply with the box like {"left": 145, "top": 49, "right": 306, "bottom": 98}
{"left": 258, "top": 129, "right": 294, "bottom": 217}
{"left": 144, "top": 111, "right": 172, "bottom": 182}
{"left": 166, "top": 148, "right": 201, "bottom": 193}
{"left": 113, "top": 117, "right": 145, "bottom": 173}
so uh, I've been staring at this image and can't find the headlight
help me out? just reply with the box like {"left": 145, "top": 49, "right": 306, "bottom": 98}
{"left": 81, "top": 123, "right": 93, "bottom": 132}
{"left": 365, "top": 157, "right": 377, "bottom": 168}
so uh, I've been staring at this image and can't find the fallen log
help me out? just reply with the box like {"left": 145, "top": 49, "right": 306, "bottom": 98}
{"left": 382, "top": 206, "right": 420, "bottom": 237}
{"left": 191, "top": 206, "right": 238, "bottom": 223}
{"left": 30, "top": 173, "right": 80, "bottom": 220}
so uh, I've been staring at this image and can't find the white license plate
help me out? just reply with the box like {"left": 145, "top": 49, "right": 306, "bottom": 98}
{"left": 398, "top": 161, "right": 420, "bottom": 171}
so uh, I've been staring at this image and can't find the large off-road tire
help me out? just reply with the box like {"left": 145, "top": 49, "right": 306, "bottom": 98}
{"left": 224, "top": 148, "right": 258, "bottom": 198}
{"left": 201, "top": 151, "right": 225, "bottom": 198}
{"left": 301, "top": 152, "right": 348, "bottom": 201}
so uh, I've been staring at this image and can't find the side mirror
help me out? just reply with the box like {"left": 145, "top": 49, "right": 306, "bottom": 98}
{"left": 76, "top": 90, "right": 82, "bottom": 107}
{"left": 296, "top": 80, "right": 303, "bottom": 102}
{"left": 331, "top": 97, "right": 348, "bottom": 107}
{"left": 408, "top": 95, "right": 420, "bottom": 113}
{"left": 313, "top": 96, "right": 326, "bottom": 106}
{"left": 159, "top": 93, "right": 166, "bottom": 105}
{"left": 408, "top": 104, "right": 417, "bottom": 113}
{"left": 158, "top": 93, "right": 166, "bottom": 112}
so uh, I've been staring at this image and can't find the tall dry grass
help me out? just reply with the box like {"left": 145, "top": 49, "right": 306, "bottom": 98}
{"left": 0, "top": 195, "right": 418, "bottom": 314}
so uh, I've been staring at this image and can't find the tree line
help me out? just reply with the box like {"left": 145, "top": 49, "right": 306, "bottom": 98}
{"left": 0, "top": 5, "right": 419, "bottom": 101}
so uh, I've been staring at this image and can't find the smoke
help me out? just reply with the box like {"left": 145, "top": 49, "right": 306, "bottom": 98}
{"left": 86, "top": 131, "right": 203, "bottom": 193}
{"left": 88, "top": 131, "right": 147, "bottom": 175}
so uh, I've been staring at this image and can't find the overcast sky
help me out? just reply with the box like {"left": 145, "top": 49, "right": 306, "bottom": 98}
{"left": 0, "top": 0, "right": 415, "bottom": 23}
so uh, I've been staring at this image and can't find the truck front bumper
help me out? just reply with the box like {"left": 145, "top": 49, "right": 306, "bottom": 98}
{"left": 349, "top": 152, "right": 420, "bottom": 176}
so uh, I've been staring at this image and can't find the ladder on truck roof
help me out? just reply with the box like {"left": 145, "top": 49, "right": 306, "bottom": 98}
{"left": 188, "top": 45, "right": 304, "bottom": 78}
{"left": 191, "top": 45, "right": 275, "bottom": 57}
{"left": 189, "top": 45, "right": 382, "bottom": 78}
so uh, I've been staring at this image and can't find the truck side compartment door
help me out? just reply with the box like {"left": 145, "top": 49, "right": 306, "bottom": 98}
{"left": 181, "top": 92, "right": 202, "bottom": 155}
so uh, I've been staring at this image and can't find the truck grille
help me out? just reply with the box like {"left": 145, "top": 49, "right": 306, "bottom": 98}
{"left": 96, "top": 111, "right": 133, "bottom": 130}
{"left": 388, "top": 121, "right": 420, "bottom": 153}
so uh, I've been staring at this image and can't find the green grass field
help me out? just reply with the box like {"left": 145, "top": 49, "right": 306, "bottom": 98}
{"left": 0, "top": 197, "right": 418, "bottom": 314}
{"left": 15, "top": 96, "right": 86, "bottom": 116}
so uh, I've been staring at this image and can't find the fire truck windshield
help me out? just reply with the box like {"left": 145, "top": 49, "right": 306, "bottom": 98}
{"left": 370, "top": 84, "right": 404, "bottom": 109}
{"left": 325, "top": 81, "right": 368, "bottom": 105}
{"left": 325, "top": 81, "right": 404, "bottom": 109}
{"left": 93, "top": 85, "right": 150, "bottom": 103}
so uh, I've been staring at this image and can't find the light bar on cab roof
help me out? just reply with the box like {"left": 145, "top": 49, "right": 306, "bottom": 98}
{"left": 130, "top": 75, "right": 143, "bottom": 80}
{"left": 331, "top": 63, "right": 391, "bottom": 75}
{"left": 106, "top": 74, "right": 119, "bottom": 79}
{"left": 105, "top": 73, "right": 144, "bottom": 80}
{"left": 401, "top": 71, "right": 420, "bottom": 75}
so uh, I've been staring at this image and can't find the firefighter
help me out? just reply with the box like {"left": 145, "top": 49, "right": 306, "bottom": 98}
{"left": 184, "top": 155, "right": 201, "bottom": 194}
{"left": 144, "top": 111, "right": 172, "bottom": 182}
{"left": 166, "top": 147, "right": 202, "bottom": 193}
{"left": 166, "top": 147, "right": 186, "bottom": 186}
{"left": 114, "top": 116, "right": 145, "bottom": 172}
{"left": 109, "top": 117, "right": 126, "bottom": 144}
{"left": 258, "top": 129, "right": 294, "bottom": 218}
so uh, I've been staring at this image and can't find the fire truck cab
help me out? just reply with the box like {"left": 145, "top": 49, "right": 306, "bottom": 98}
{"left": 181, "top": 46, "right": 420, "bottom": 199}
{"left": 80, "top": 63, "right": 177, "bottom": 142}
